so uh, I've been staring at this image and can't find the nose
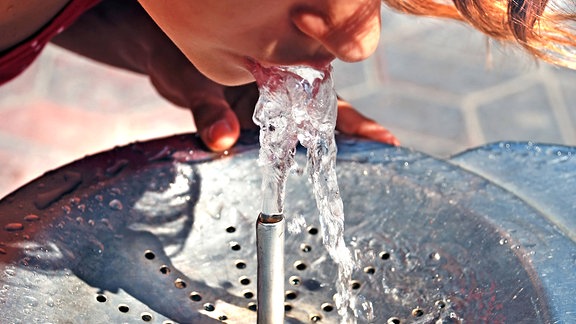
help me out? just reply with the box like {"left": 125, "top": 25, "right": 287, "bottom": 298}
{"left": 291, "top": 0, "right": 381, "bottom": 62}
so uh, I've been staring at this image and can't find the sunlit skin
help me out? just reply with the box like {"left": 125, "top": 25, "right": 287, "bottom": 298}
{"left": 1, "top": 0, "right": 398, "bottom": 151}
{"left": 137, "top": 0, "right": 382, "bottom": 86}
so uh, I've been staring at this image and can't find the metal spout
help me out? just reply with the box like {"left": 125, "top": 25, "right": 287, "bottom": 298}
{"left": 256, "top": 213, "right": 285, "bottom": 324}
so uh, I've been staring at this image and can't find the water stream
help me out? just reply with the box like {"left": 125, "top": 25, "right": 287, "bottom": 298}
{"left": 252, "top": 64, "right": 361, "bottom": 323}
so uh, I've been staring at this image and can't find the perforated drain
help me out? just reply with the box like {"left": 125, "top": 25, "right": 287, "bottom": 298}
{"left": 0, "top": 134, "right": 566, "bottom": 323}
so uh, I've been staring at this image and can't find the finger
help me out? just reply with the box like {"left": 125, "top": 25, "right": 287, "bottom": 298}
{"left": 190, "top": 96, "right": 241, "bottom": 152}
{"left": 336, "top": 99, "right": 400, "bottom": 146}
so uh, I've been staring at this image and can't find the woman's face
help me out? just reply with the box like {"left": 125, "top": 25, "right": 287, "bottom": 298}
{"left": 138, "top": 0, "right": 381, "bottom": 86}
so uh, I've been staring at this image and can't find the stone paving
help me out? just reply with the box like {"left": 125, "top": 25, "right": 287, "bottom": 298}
{"left": 335, "top": 10, "right": 576, "bottom": 157}
{"left": 1, "top": 9, "right": 575, "bottom": 198}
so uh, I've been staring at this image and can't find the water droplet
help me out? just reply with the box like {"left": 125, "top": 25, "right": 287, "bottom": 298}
{"left": 20, "top": 257, "right": 30, "bottom": 266}
{"left": 24, "top": 214, "right": 40, "bottom": 222}
{"left": 148, "top": 146, "right": 172, "bottom": 161}
{"left": 499, "top": 238, "right": 508, "bottom": 245}
{"left": 24, "top": 295, "right": 39, "bottom": 307}
{"left": 108, "top": 199, "right": 123, "bottom": 211}
{"left": 4, "top": 223, "right": 24, "bottom": 232}
{"left": 429, "top": 252, "right": 441, "bottom": 261}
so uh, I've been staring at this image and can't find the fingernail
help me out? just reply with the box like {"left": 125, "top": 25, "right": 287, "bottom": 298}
{"left": 207, "top": 120, "right": 233, "bottom": 143}
{"left": 205, "top": 120, "right": 236, "bottom": 151}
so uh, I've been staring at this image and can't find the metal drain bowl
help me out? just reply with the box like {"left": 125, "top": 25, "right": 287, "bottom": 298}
{"left": 0, "top": 133, "right": 574, "bottom": 323}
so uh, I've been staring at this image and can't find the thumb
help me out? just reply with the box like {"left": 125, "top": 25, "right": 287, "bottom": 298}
{"left": 191, "top": 96, "right": 241, "bottom": 152}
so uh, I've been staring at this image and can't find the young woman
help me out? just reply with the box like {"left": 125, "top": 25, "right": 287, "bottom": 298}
{"left": 1, "top": 0, "right": 574, "bottom": 150}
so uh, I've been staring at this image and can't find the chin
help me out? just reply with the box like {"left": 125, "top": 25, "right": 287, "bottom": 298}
{"left": 218, "top": 74, "right": 256, "bottom": 87}
{"left": 205, "top": 71, "right": 255, "bottom": 87}
{"left": 205, "top": 66, "right": 256, "bottom": 87}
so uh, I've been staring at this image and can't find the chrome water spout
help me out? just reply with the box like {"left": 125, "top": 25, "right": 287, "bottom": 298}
{"left": 256, "top": 212, "right": 285, "bottom": 324}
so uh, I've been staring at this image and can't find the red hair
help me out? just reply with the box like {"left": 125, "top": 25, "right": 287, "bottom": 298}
{"left": 382, "top": 0, "right": 576, "bottom": 69}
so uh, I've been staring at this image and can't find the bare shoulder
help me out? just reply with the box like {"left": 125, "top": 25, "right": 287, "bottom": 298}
{"left": 0, "top": 0, "right": 70, "bottom": 51}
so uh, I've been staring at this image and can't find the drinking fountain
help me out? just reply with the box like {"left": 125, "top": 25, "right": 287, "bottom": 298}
{"left": 0, "top": 132, "right": 574, "bottom": 323}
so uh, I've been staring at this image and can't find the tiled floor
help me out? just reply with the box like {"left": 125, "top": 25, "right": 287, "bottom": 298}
{"left": 1, "top": 9, "right": 575, "bottom": 198}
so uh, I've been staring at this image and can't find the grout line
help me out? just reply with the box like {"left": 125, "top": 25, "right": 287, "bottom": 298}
{"left": 464, "top": 70, "right": 541, "bottom": 105}
{"left": 460, "top": 99, "right": 485, "bottom": 146}
{"left": 539, "top": 66, "right": 576, "bottom": 145}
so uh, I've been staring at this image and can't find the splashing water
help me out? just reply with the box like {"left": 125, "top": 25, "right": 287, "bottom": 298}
{"left": 252, "top": 64, "right": 358, "bottom": 323}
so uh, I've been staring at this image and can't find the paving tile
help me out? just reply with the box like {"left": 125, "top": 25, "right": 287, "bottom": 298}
{"left": 554, "top": 68, "right": 576, "bottom": 144}
{"left": 351, "top": 89, "right": 468, "bottom": 144}
{"left": 0, "top": 56, "right": 47, "bottom": 108}
{"left": 0, "top": 145, "right": 68, "bottom": 199}
{"left": 43, "top": 46, "right": 168, "bottom": 113}
{"left": 477, "top": 83, "right": 564, "bottom": 143}
{"left": 377, "top": 45, "right": 532, "bottom": 96}
{"left": 333, "top": 61, "right": 370, "bottom": 91}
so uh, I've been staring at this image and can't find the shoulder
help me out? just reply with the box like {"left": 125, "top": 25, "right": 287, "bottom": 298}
{"left": 0, "top": 0, "right": 71, "bottom": 52}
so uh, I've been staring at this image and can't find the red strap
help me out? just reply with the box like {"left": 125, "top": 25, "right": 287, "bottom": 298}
{"left": 0, "top": 0, "right": 101, "bottom": 85}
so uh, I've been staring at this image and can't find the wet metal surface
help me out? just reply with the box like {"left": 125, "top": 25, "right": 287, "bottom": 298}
{"left": 0, "top": 133, "right": 574, "bottom": 323}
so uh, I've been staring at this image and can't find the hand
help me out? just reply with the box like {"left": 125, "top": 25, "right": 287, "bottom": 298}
{"left": 336, "top": 98, "right": 400, "bottom": 146}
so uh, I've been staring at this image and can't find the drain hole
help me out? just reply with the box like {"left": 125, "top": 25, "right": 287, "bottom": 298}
{"left": 363, "top": 266, "right": 375, "bottom": 274}
{"left": 243, "top": 290, "right": 254, "bottom": 299}
{"left": 285, "top": 303, "right": 293, "bottom": 312}
{"left": 239, "top": 276, "right": 251, "bottom": 285}
{"left": 248, "top": 302, "right": 257, "bottom": 311}
{"left": 350, "top": 280, "right": 361, "bottom": 290}
{"left": 118, "top": 304, "right": 130, "bottom": 313}
{"left": 141, "top": 312, "right": 153, "bottom": 322}
{"left": 190, "top": 292, "right": 202, "bottom": 302}
{"left": 294, "top": 261, "right": 307, "bottom": 271}
{"left": 204, "top": 303, "right": 215, "bottom": 312}
{"left": 387, "top": 317, "right": 401, "bottom": 324}
{"left": 226, "top": 226, "right": 236, "bottom": 233}
{"left": 303, "top": 279, "right": 322, "bottom": 291}
{"left": 144, "top": 250, "right": 155, "bottom": 260}
{"left": 285, "top": 290, "right": 298, "bottom": 300}
{"left": 321, "top": 303, "right": 334, "bottom": 312}
{"left": 289, "top": 276, "right": 301, "bottom": 286}
{"left": 230, "top": 242, "right": 241, "bottom": 251}
{"left": 219, "top": 315, "right": 228, "bottom": 321}
{"left": 307, "top": 226, "right": 319, "bottom": 235}
{"left": 300, "top": 244, "right": 312, "bottom": 252}
{"left": 435, "top": 300, "right": 446, "bottom": 309}
{"left": 174, "top": 278, "right": 187, "bottom": 289}
{"left": 235, "top": 261, "right": 247, "bottom": 269}
{"left": 412, "top": 308, "right": 424, "bottom": 317}
{"left": 160, "top": 265, "right": 171, "bottom": 275}
{"left": 429, "top": 252, "right": 441, "bottom": 261}
{"left": 96, "top": 294, "right": 107, "bottom": 303}
{"left": 379, "top": 251, "right": 390, "bottom": 260}
{"left": 310, "top": 314, "right": 322, "bottom": 322}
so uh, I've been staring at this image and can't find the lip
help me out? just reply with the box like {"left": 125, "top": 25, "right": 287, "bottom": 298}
{"left": 246, "top": 54, "right": 336, "bottom": 71}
